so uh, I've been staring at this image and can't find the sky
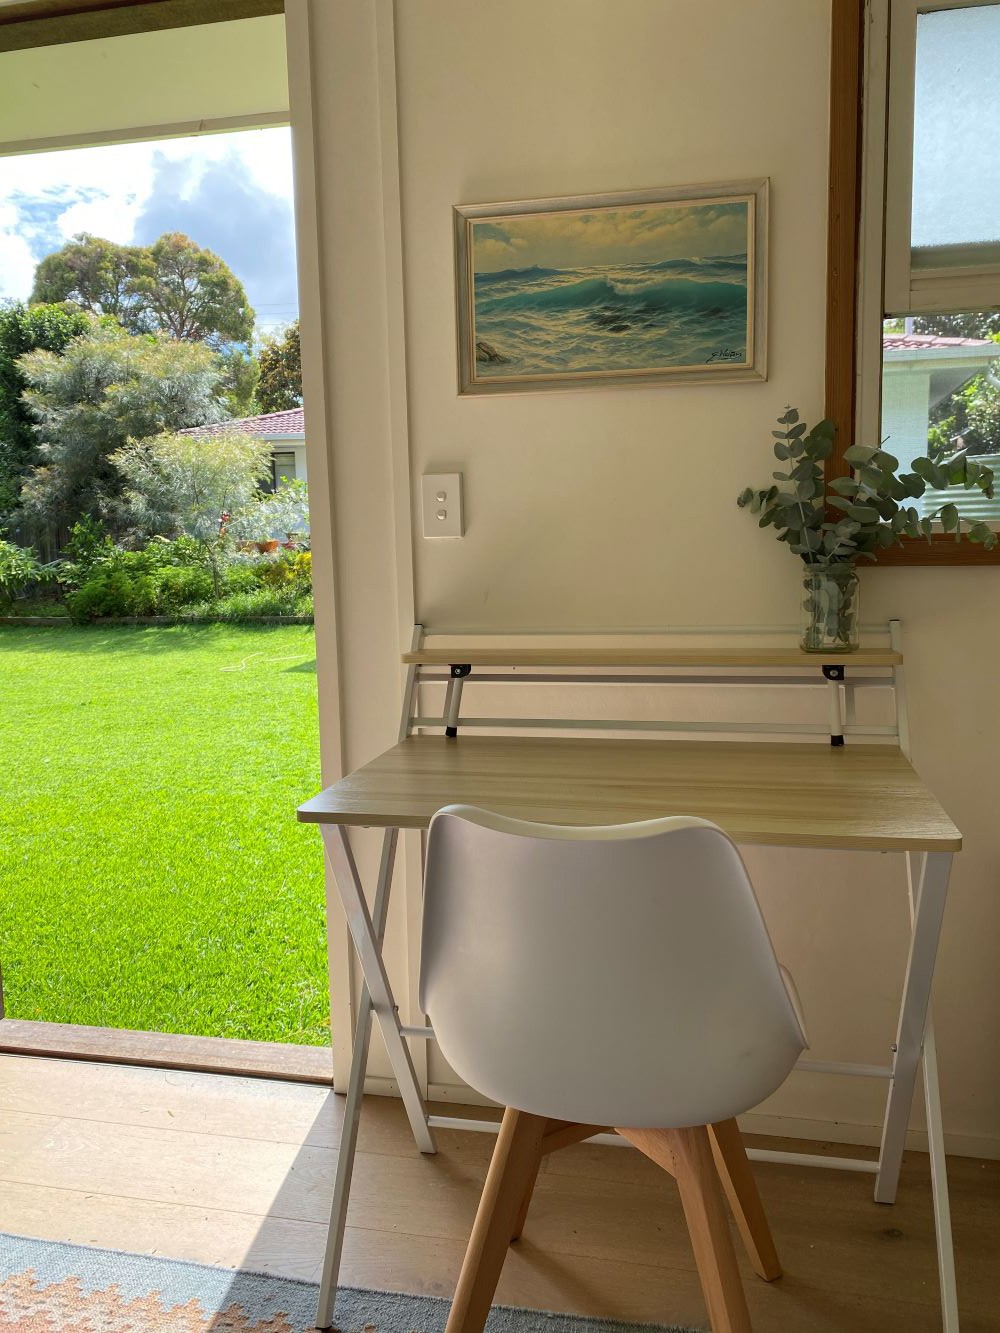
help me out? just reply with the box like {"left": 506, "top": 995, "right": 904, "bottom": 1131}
{"left": 0, "top": 127, "right": 298, "bottom": 334}
{"left": 471, "top": 201, "right": 749, "bottom": 273}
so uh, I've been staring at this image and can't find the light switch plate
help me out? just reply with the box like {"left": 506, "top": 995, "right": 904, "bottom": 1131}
{"left": 421, "top": 473, "right": 464, "bottom": 538}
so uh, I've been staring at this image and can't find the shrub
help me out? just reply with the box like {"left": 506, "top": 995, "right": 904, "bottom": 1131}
{"left": 182, "top": 588, "right": 313, "bottom": 622}
{"left": 62, "top": 534, "right": 313, "bottom": 623}
{"left": 66, "top": 569, "right": 156, "bottom": 621}
{"left": 258, "top": 549, "right": 311, "bottom": 594}
{"left": 221, "top": 563, "right": 262, "bottom": 595}
{"left": 65, "top": 536, "right": 214, "bottom": 621}
{"left": 0, "top": 540, "right": 53, "bottom": 609}
{"left": 56, "top": 516, "right": 116, "bottom": 590}
{"left": 150, "top": 563, "right": 215, "bottom": 612}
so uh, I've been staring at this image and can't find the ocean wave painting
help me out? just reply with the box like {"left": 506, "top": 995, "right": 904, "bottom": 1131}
{"left": 455, "top": 184, "right": 767, "bottom": 393}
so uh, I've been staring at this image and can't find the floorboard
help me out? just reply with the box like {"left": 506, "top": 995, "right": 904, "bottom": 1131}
{"left": 0, "top": 1054, "right": 996, "bottom": 1332}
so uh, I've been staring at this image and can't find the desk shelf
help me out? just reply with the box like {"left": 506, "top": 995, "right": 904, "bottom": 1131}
{"left": 403, "top": 646, "right": 902, "bottom": 668}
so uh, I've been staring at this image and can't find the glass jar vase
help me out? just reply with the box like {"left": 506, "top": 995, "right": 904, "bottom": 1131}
{"left": 800, "top": 563, "right": 860, "bottom": 653}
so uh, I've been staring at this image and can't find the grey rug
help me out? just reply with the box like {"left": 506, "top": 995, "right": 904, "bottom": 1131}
{"left": 0, "top": 1232, "right": 700, "bottom": 1331}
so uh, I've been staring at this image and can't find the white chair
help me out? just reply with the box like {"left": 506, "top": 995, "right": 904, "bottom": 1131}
{"left": 420, "top": 806, "right": 809, "bottom": 1333}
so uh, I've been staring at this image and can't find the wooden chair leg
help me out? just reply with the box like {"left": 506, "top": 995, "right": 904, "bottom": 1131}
{"left": 445, "top": 1106, "right": 548, "bottom": 1333}
{"left": 619, "top": 1125, "right": 752, "bottom": 1333}
{"left": 510, "top": 1152, "right": 543, "bottom": 1241}
{"left": 511, "top": 1121, "right": 608, "bottom": 1241}
{"left": 709, "top": 1119, "right": 782, "bottom": 1281}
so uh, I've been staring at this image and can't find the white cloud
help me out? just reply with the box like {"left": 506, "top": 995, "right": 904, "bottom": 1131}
{"left": 56, "top": 195, "right": 142, "bottom": 244}
{"left": 0, "top": 200, "right": 35, "bottom": 300}
{"left": 0, "top": 127, "right": 293, "bottom": 304}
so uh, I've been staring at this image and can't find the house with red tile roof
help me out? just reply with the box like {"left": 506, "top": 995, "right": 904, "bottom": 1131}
{"left": 181, "top": 407, "right": 306, "bottom": 492}
{"left": 881, "top": 333, "right": 1000, "bottom": 522}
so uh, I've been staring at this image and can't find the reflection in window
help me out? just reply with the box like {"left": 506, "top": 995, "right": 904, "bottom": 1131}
{"left": 881, "top": 312, "right": 1000, "bottom": 521}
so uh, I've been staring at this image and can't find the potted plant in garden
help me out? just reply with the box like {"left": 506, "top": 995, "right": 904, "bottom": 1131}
{"left": 738, "top": 408, "right": 997, "bottom": 652}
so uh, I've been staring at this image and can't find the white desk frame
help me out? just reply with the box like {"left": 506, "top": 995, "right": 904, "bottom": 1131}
{"left": 309, "top": 620, "right": 959, "bottom": 1332}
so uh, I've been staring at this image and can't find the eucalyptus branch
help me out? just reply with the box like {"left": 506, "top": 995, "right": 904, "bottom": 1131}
{"left": 739, "top": 411, "right": 997, "bottom": 566}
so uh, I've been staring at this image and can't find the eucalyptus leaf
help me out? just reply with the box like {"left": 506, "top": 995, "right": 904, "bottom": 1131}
{"left": 829, "top": 476, "right": 858, "bottom": 496}
{"left": 939, "top": 502, "right": 959, "bottom": 533}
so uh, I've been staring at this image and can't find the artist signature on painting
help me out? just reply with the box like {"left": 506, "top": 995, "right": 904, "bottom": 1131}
{"left": 707, "top": 347, "right": 743, "bottom": 363}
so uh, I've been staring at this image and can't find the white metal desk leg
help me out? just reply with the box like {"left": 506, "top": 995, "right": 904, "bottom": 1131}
{"left": 876, "top": 851, "right": 952, "bottom": 1204}
{"left": 905, "top": 852, "right": 960, "bottom": 1333}
{"left": 315, "top": 981, "right": 376, "bottom": 1329}
{"left": 321, "top": 824, "right": 436, "bottom": 1155}
{"left": 922, "top": 1011, "right": 960, "bottom": 1333}
{"left": 315, "top": 827, "right": 400, "bottom": 1328}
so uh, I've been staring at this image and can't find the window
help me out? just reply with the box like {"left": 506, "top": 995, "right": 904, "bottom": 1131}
{"left": 270, "top": 450, "right": 297, "bottom": 492}
{"left": 884, "top": 1, "right": 1000, "bottom": 315}
{"left": 848, "top": 0, "right": 1000, "bottom": 561}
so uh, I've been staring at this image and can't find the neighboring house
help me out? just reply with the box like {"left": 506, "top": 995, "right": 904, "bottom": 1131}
{"left": 181, "top": 407, "right": 307, "bottom": 492}
{"left": 882, "top": 333, "right": 1000, "bottom": 522}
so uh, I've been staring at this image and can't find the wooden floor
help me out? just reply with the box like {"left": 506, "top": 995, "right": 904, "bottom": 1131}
{"left": 0, "top": 1055, "right": 997, "bottom": 1332}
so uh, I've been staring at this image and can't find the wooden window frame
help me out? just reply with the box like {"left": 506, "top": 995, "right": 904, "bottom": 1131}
{"left": 826, "top": 0, "right": 1000, "bottom": 565}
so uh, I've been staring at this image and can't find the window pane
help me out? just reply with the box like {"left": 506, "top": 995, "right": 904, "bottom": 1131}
{"left": 881, "top": 314, "right": 1000, "bottom": 523}
{"left": 911, "top": 5, "right": 1000, "bottom": 251}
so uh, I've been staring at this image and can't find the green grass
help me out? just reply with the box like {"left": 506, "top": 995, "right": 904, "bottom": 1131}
{"left": 0, "top": 624, "right": 329, "bottom": 1044}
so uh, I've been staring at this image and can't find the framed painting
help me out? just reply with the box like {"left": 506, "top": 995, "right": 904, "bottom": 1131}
{"left": 454, "top": 179, "right": 768, "bottom": 395}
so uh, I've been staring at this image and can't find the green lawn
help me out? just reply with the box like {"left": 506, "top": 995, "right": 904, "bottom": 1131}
{"left": 0, "top": 624, "right": 329, "bottom": 1044}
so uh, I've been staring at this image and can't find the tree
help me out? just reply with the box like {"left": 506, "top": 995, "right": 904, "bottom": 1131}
{"left": 217, "top": 346, "right": 261, "bottom": 417}
{"left": 112, "top": 430, "right": 272, "bottom": 593}
{"left": 29, "top": 232, "right": 255, "bottom": 348}
{"left": 914, "top": 312, "right": 1000, "bottom": 340}
{"left": 130, "top": 233, "right": 254, "bottom": 346}
{"left": 256, "top": 320, "right": 302, "bottom": 412}
{"left": 30, "top": 235, "right": 148, "bottom": 330}
{"left": 16, "top": 323, "right": 225, "bottom": 530}
{"left": 0, "top": 300, "right": 93, "bottom": 518}
{"left": 917, "top": 313, "right": 1000, "bottom": 456}
{"left": 230, "top": 476, "right": 310, "bottom": 544}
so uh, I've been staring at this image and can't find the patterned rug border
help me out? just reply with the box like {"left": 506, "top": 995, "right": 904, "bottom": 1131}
{"left": 0, "top": 1232, "right": 698, "bottom": 1332}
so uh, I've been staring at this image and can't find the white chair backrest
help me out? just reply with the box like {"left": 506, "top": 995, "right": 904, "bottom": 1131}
{"left": 420, "top": 806, "right": 807, "bottom": 1129}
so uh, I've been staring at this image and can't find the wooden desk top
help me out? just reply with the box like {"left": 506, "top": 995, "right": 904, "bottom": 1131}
{"left": 402, "top": 647, "right": 902, "bottom": 668}
{"left": 298, "top": 735, "right": 960, "bottom": 852}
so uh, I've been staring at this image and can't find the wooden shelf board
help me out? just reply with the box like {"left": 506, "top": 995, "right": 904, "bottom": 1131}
{"left": 402, "top": 647, "right": 902, "bottom": 668}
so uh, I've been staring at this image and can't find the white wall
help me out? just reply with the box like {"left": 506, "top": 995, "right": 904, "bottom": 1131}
{"left": 303, "top": 0, "right": 999, "bottom": 1154}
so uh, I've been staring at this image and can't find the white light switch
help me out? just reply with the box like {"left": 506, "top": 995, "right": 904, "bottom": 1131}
{"left": 421, "top": 473, "right": 464, "bottom": 538}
